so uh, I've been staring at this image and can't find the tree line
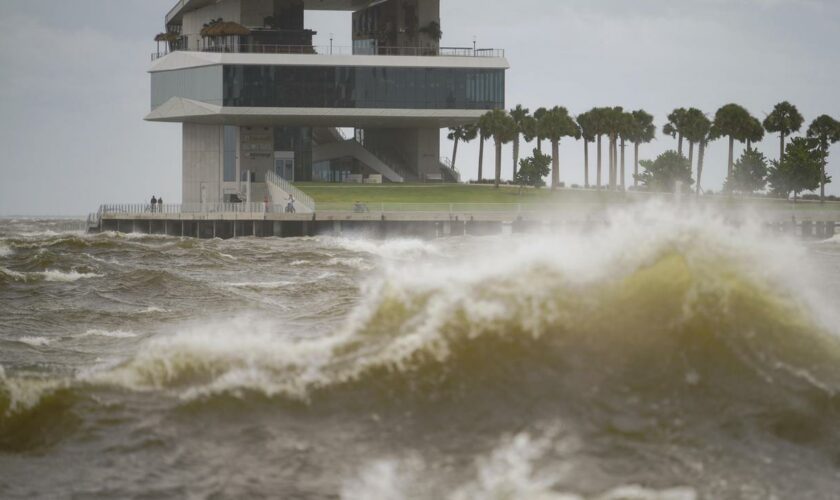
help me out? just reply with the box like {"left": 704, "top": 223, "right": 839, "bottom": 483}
{"left": 447, "top": 103, "right": 840, "bottom": 201}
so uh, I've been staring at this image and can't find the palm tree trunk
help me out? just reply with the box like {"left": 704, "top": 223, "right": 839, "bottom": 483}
{"left": 452, "top": 138, "right": 459, "bottom": 172}
{"left": 620, "top": 138, "right": 626, "bottom": 190}
{"left": 697, "top": 140, "right": 706, "bottom": 196}
{"left": 779, "top": 132, "right": 785, "bottom": 163}
{"left": 821, "top": 158, "right": 827, "bottom": 203}
{"left": 494, "top": 138, "right": 502, "bottom": 189}
{"left": 611, "top": 135, "right": 617, "bottom": 190}
{"left": 552, "top": 140, "right": 560, "bottom": 189}
{"left": 584, "top": 140, "right": 590, "bottom": 188}
{"left": 634, "top": 142, "right": 639, "bottom": 187}
{"left": 678, "top": 134, "right": 684, "bottom": 157}
{"left": 513, "top": 136, "right": 520, "bottom": 178}
{"left": 478, "top": 137, "right": 484, "bottom": 181}
{"left": 608, "top": 136, "right": 614, "bottom": 189}
{"left": 537, "top": 139, "right": 542, "bottom": 153}
{"left": 747, "top": 139, "right": 752, "bottom": 150}
{"left": 596, "top": 135, "right": 602, "bottom": 189}
{"left": 688, "top": 142, "right": 694, "bottom": 180}
{"left": 727, "top": 136, "right": 735, "bottom": 182}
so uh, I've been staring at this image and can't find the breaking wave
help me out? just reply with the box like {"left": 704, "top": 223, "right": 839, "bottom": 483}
{"left": 7, "top": 205, "right": 840, "bottom": 463}
{"left": 86, "top": 205, "right": 840, "bottom": 416}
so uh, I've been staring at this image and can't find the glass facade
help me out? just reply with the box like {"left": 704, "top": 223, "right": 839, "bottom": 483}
{"left": 152, "top": 64, "right": 505, "bottom": 111}
{"left": 222, "top": 65, "right": 504, "bottom": 110}
{"left": 151, "top": 66, "right": 223, "bottom": 108}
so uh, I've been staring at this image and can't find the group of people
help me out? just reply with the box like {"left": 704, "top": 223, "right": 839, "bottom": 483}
{"left": 149, "top": 195, "right": 164, "bottom": 212}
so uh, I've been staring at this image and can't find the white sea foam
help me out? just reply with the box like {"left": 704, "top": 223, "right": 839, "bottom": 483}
{"left": 329, "top": 237, "right": 441, "bottom": 259}
{"left": 18, "top": 336, "right": 53, "bottom": 347}
{"left": 39, "top": 270, "right": 103, "bottom": 282}
{"left": 343, "top": 430, "right": 697, "bottom": 500}
{"left": 77, "top": 329, "right": 139, "bottom": 339}
{"left": 227, "top": 281, "right": 294, "bottom": 290}
{"left": 326, "top": 257, "right": 375, "bottom": 271}
{"left": 0, "top": 243, "right": 12, "bottom": 257}
{"left": 140, "top": 306, "right": 169, "bottom": 314}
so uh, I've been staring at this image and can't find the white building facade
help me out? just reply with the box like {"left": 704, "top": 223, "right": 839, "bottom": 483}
{"left": 148, "top": 0, "right": 509, "bottom": 204}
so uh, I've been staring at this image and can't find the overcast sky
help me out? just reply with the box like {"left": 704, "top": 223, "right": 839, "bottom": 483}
{"left": 0, "top": 0, "right": 838, "bottom": 215}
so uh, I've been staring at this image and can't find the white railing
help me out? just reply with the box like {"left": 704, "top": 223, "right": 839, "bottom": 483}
{"left": 264, "top": 171, "right": 316, "bottom": 211}
{"left": 100, "top": 203, "right": 290, "bottom": 215}
{"left": 96, "top": 202, "right": 568, "bottom": 217}
{"left": 152, "top": 45, "right": 505, "bottom": 60}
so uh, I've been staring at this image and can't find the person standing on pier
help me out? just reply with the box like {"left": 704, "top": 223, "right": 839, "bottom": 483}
{"left": 150, "top": 196, "right": 157, "bottom": 213}
{"left": 157, "top": 197, "right": 163, "bottom": 213}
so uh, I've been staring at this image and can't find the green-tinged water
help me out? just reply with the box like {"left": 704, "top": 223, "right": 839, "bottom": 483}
{"left": 2, "top": 205, "right": 840, "bottom": 499}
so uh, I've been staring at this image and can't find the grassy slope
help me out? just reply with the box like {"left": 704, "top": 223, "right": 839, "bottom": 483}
{"left": 295, "top": 183, "right": 840, "bottom": 211}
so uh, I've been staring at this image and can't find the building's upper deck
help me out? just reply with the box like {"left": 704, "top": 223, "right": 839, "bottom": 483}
{"left": 152, "top": 44, "right": 505, "bottom": 62}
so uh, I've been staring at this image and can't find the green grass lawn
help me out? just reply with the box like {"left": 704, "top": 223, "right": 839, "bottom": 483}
{"left": 295, "top": 182, "right": 840, "bottom": 212}
{"left": 297, "top": 183, "right": 620, "bottom": 204}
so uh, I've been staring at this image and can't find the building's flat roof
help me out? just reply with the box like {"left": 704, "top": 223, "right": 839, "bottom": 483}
{"left": 167, "top": 0, "right": 374, "bottom": 25}
{"left": 150, "top": 51, "right": 510, "bottom": 72}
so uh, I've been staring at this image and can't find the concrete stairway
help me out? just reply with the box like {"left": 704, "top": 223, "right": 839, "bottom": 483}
{"left": 312, "top": 140, "right": 405, "bottom": 183}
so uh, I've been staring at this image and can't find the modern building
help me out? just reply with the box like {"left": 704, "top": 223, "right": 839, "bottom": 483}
{"left": 147, "top": 0, "right": 508, "bottom": 205}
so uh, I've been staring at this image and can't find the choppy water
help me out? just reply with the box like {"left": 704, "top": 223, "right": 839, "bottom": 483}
{"left": 2, "top": 205, "right": 840, "bottom": 499}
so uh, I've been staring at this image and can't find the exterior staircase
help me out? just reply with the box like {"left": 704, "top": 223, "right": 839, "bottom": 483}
{"left": 265, "top": 171, "right": 316, "bottom": 213}
{"left": 312, "top": 139, "right": 406, "bottom": 183}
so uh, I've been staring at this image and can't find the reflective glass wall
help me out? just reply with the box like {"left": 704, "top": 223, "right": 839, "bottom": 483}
{"left": 223, "top": 65, "right": 504, "bottom": 110}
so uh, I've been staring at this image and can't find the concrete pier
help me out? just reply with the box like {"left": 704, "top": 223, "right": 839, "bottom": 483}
{"left": 92, "top": 211, "right": 840, "bottom": 241}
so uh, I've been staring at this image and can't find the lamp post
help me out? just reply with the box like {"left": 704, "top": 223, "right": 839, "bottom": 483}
{"left": 472, "top": 35, "right": 476, "bottom": 55}
{"left": 330, "top": 33, "right": 334, "bottom": 54}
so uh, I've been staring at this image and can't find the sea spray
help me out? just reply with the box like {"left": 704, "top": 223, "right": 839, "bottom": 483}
{"left": 86, "top": 203, "right": 840, "bottom": 407}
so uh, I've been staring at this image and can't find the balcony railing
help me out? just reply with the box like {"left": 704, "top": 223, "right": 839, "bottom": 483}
{"left": 152, "top": 44, "right": 505, "bottom": 61}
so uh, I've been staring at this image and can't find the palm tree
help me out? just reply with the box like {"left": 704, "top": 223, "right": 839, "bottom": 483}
{"left": 625, "top": 110, "right": 656, "bottom": 188}
{"left": 589, "top": 108, "right": 608, "bottom": 189}
{"left": 617, "top": 112, "right": 635, "bottom": 190}
{"left": 807, "top": 115, "right": 840, "bottom": 202}
{"left": 476, "top": 114, "right": 494, "bottom": 181}
{"left": 763, "top": 101, "right": 804, "bottom": 163}
{"left": 480, "top": 110, "right": 516, "bottom": 188}
{"left": 446, "top": 125, "right": 478, "bottom": 173}
{"left": 532, "top": 107, "right": 548, "bottom": 152}
{"left": 541, "top": 106, "right": 581, "bottom": 189}
{"left": 711, "top": 103, "right": 755, "bottom": 183}
{"left": 682, "top": 108, "right": 711, "bottom": 180}
{"left": 601, "top": 107, "right": 625, "bottom": 190}
{"left": 576, "top": 110, "right": 597, "bottom": 188}
{"left": 696, "top": 131, "right": 712, "bottom": 196}
{"left": 663, "top": 108, "right": 689, "bottom": 156}
{"left": 509, "top": 105, "right": 530, "bottom": 178}
{"left": 745, "top": 117, "right": 764, "bottom": 150}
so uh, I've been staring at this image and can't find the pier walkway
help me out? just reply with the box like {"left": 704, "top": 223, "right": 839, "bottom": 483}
{"left": 87, "top": 202, "right": 840, "bottom": 240}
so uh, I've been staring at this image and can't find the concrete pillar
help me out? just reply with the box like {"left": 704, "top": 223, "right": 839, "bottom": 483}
{"left": 802, "top": 220, "right": 813, "bottom": 239}
{"left": 827, "top": 221, "right": 836, "bottom": 238}
{"left": 815, "top": 221, "right": 826, "bottom": 239}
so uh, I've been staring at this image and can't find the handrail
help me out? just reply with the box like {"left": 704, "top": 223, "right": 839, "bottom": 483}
{"left": 96, "top": 202, "right": 573, "bottom": 216}
{"left": 264, "top": 171, "right": 316, "bottom": 211}
{"left": 152, "top": 44, "right": 505, "bottom": 61}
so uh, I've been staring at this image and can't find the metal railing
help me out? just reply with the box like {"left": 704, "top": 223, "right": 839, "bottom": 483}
{"left": 96, "top": 202, "right": 569, "bottom": 217}
{"left": 264, "top": 171, "right": 316, "bottom": 211}
{"left": 152, "top": 44, "right": 505, "bottom": 61}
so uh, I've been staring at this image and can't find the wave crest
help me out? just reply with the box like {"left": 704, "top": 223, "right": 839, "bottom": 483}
{"left": 89, "top": 206, "right": 840, "bottom": 413}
